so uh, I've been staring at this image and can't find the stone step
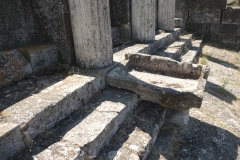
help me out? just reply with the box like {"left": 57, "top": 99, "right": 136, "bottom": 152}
{"left": 0, "top": 123, "right": 25, "bottom": 160}
{"left": 0, "top": 44, "right": 59, "bottom": 89}
{"left": 19, "top": 88, "right": 139, "bottom": 160}
{"left": 96, "top": 101, "right": 166, "bottom": 160}
{"left": 113, "top": 28, "right": 181, "bottom": 63}
{"left": 106, "top": 56, "right": 208, "bottom": 111}
{"left": 0, "top": 73, "right": 105, "bottom": 159}
{"left": 153, "top": 34, "right": 193, "bottom": 61}
{"left": 174, "top": 18, "right": 182, "bottom": 28}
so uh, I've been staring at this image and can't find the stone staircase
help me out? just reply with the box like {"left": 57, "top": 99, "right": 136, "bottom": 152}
{"left": 0, "top": 28, "right": 209, "bottom": 160}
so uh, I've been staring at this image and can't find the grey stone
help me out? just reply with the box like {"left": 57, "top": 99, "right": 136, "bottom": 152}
{"left": 132, "top": 0, "right": 156, "bottom": 42}
{"left": 227, "top": 0, "right": 236, "bottom": 4}
{"left": 0, "top": 123, "right": 25, "bottom": 160}
{"left": 186, "top": 0, "right": 227, "bottom": 10}
{"left": 175, "top": 18, "right": 182, "bottom": 28}
{"left": 158, "top": 0, "right": 175, "bottom": 31}
{"left": 34, "top": 88, "right": 139, "bottom": 160}
{"left": 68, "top": 0, "right": 113, "bottom": 69}
{"left": 106, "top": 60, "right": 207, "bottom": 111}
{"left": 0, "top": 74, "right": 103, "bottom": 144}
{"left": 19, "top": 44, "right": 58, "bottom": 73}
{"left": 165, "top": 109, "right": 190, "bottom": 127}
{"left": 0, "top": 50, "right": 32, "bottom": 89}
{"left": 222, "top": 7, "right": 240, "bottom": 24}
{"left": 96, "top": 101, "right": 166, "bottom": 160}
{"left": 188, "top": 10, "right": 221, "bottom": 23}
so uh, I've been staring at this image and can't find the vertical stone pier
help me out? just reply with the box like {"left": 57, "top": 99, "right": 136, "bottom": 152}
{"left": 68, "top": 0, "right": 113, "bottom": 69}
{"left": 132, "top": 0, "right": 156, "bottom": 42}
{"left": 158, "top": 0, "right": 175, "bottom": 31}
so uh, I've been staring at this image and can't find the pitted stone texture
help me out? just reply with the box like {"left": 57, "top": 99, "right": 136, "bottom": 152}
{"left": 106, "top": 61, "right": 207, "bottom": 111}
{"left": 19, "top": 44, "right": 58, "bottom": 73}
{"left": 186, "top": 0, "right": 227, "bottom": 10}
{"left": 0, "top": 74, "right": 102, "bottom": 143}
{"left": 158, "top": 0, "right": 175, "bottom": 31}
{"left": 188, "top": 10, "right": 221, "bottom": 23}
{"left": 222, "top": 7, "right": 240, "bottom": 24}
{"left": 132, "top": 0, "right": 156, "bottom": 42}
{"left": 0, "top": 50, "right": 32, "bottom": 89}
{"left": 174, "top": 18, "right": 182, "bottom": 28}
{"left": 0, "top": 123, "right": 25, "bottom": 160}
{"left": 34, "top": 88, "right": 139, "bottom": 160}
{"left": 96, "top": 101, "right": 166, "bottom": 160}
{"left": 68, "top": 0, "right": 112, "bottom": 69}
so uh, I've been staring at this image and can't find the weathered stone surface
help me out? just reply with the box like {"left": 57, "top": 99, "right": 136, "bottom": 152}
{"left": 165, "top": 109, "right": 190, "bottom": 127}
{"left": 19, "top": 44, "right": 58, "bottom": 73}
{"left": 106, "top": 61, "right": 207, "bottom": 111}
{"left": 186, "top": 0, "right": 227, "bottom": 10}
{"left": 0, "top": 50, "right": 32, "bottom": 89}
{"left": 158, "top": 0, "right": 175, "bottom": 31}
{"left": 68, "top": 0, "right": 112, "bottom": 69}
{"left": 113, "top": 29, "right": 181, "bottom": 63}
{"left": 227, "top": 0, "right": 236, "bottom": 4}
{"left": 0, "top": 123, "right": 25, "bottom": 160}
{"left": 132, "top": 0, "right": 156, "bottom": 42}
{"left": 222, "top": 7, "right": 240, "bottom": 24}
{"left": 34, "top": 88, "right": 139, "bottom": 160}
{"left": 188, "top": 10, "right": 221, "bottom": 23}
{"left": 174, "top": 18, "right": 182, "bottom": 28}
{"left": 210, "top": 24, "right": 240, "bottom": 36}
{"left": 154, "top": 34, "right": 193, "bottom": 60}
{"left": 0, "top": 74, "right": 103, "bottom": 143}
{"left": 96, "top": 101, "right": 166, "bottom": 160}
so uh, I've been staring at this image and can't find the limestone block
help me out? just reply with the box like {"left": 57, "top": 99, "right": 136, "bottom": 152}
{"left": 0, "top": 50, "right": 32, "bottom": 89}
{"left": 158, "top": 0, "right": 175, "bottom": 31}
{"left": 188, "top": 10, "right": 221, "bottom": 23}
{"left": 186, "top": 0, "right": 227, "bottom": 10}
{"left": 19, "top": 45, "right": 58, "bottom": 73}
{"left": 132, "top": 0, "right": 156, "bottom": 42}
{"left": 222, "top": 7, "right": 240, "bottom": 24}
{"left": 0, "top": 123, "right": 25, "bottom": 160}
{"left": 68, "top": 0, "right": 113, "bottom": 69}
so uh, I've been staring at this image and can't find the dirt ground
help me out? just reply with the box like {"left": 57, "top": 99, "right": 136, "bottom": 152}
{"left": 170, "top": 42, "right": 240, "bottom": 160}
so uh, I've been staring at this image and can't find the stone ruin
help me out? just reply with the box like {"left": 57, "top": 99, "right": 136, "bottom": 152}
{"left": 0, "top": 0, "right": 237, "bottom": 159}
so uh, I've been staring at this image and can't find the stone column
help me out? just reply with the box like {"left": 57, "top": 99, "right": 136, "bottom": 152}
{"left": 132, "top": 0, "right": 156, "bottom": 42}
{"left": 68, "top": 0, "right": 113, "bottom": 69}
{"left": 158, "top": 0, "right": 175, "bottom": 31}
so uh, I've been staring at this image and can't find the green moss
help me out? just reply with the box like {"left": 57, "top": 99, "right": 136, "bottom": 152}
{"left": 21, "top": 50, "right": 31, "bottom": 63}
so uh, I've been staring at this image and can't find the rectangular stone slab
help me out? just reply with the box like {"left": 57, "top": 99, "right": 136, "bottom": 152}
{"left": 33, "top": 88, "right": 139, "bottom": 160}
{"left": 106, "top": 62, "right": 206, "bottom": 111}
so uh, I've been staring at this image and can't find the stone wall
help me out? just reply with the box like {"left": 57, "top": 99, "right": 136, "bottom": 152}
{"left": 109, "top": 0, "right": 131, "bottom": 44}
{"left": 184, "top": 0, "right": 240, "bottom": 48}
{"left": 0, "top": 0, "right": 75, "bottom": 64}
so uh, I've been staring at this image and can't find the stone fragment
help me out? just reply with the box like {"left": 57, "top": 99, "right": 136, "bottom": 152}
{"left": 0, "top": 50, "right": 32, "bottom": 89}
{"left": 68, "top": 0, "right": 113, "bottom": 69}
{"left": 132, "top": 0, "right": 156, "bottom": 42}
{"left": 0, "top": 123, "right": 25, "bottom": 160}
{"left": 34, "top": 88, "right": 139, "bottom": 160}
{"left": 158, "top": 0, "right": 175, "bottom": 31}
{"left": 19, "top": 44, "right": 58, "bottom": 73}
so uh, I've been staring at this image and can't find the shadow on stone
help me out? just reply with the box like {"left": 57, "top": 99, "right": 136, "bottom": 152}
{"left": 205, "top": 81, "right": 237, "bottom": 104}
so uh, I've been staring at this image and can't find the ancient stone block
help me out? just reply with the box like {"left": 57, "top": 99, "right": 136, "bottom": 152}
{"left": 165, "top": 109, "right": 190, "bottom": 127}
{"left": 210, "top": 24, "right": 239, "bottom": 36}
{"left": 132, "top": 0, "right": 156, "bottom": 42}
{"left": 222, "top": 7, "right": 240, "bottom": 24}
{"left": 158, "top": 0, "right": 175, "bottom": 31}
{"left": 188, "top": 10, "right": 221, "bottom": 23}
{"left": 186, "top": 0, "right": 227, "bottom": 10}
{"left": 68, "top": 0, "right": 113, "bottom": 69}
{"left": 19, "top": 45, "right": 58, "bottom": 73}
{"left": 0, "top": 50, "right": 32, "bottom": 89}
{"left": 0, "top": 123, "right": 25, "bottom": 160}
